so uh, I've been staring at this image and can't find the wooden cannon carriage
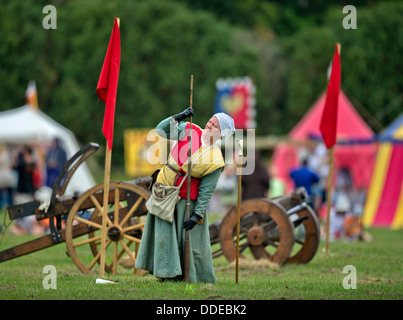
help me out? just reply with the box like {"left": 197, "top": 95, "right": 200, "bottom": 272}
{"left": 0, "top": 143, "right": 320, "bottom": 275}
{"left": 209, "top": 189, "right": 320, "bottom": 266}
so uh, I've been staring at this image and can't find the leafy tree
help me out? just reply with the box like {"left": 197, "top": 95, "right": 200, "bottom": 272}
{"left": 0, "top": 0, "right": 268, "bottom": 166}
{"left": 283, "top": 2, "right": 403, "bottom": 131}
{"left": 1, "top": 0, "right": 402, "bottom": 172}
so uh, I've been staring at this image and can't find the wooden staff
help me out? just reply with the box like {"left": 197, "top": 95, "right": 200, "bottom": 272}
{"left": 236, "top": 139, "right": 243, "bottom": 284}
{"left": 184, "top": 75, "right": 193, "bottom": 282}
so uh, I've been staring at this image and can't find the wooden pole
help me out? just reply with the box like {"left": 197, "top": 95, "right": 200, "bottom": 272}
{"left": 324, "top": 146, "right": 334, "bottom": 253}
{"left": 184, "top": 75, "right": 193, "bottom": 282}
{"left": 100, "top": 146, "right": 111, "bottom": 277}
{"left": 99, "top": 17, "right": 120, "bottom": 277}
{"left": 236, "top": 139, "right": 243, "bottom": 284}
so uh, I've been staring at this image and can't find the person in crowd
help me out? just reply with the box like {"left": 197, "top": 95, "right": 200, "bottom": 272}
{"left": 289, "top": 157, "right": 320, "bottom": 209}
{"left": 0, "top": 143, "right": 15, "bottom": 209}
{"left": 328, "top": 194, "right": 351, "bottom": 241}
{"left": 10, "top": 144, "right": 43, "bottom": 235}
{"left": 45, "top": 138, "right": 67, "bottom": 188}
{"left": 241, "top": 151, "right": 270, "bottom": 200}
{"left": 13, "top": 144, "right": 36, "bottom": 195}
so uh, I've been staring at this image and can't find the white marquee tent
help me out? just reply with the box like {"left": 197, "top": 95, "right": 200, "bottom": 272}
{"left": 0, "top": 105, "right": 96, "bottom": 195}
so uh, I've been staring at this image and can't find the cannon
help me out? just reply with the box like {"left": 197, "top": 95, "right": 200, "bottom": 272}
{"left": 209, "top": 189, "right": 320, "bottom": 266}
{"left": 0, "top": 143, "right": 151, "bottom": 275}
{"left": 0, "top": 143, "right": 320, "bottom": 275}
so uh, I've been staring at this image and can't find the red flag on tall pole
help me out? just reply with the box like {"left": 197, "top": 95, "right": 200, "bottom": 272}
{"left": 96, "top": 18, "right": 121, "bottom": 278}
{"left": 320, "top": 44, "right": 341, "bottom": 149}
{"left": 97, "top": 18, "right": 121, "bottom": 150}
{"left": 321, "top": 43, "right": 341, "bottom": 253}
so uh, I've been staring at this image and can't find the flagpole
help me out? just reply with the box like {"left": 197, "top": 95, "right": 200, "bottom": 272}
{"left": 235, "top": 139, "right": 243, "bottom": 284}
{"left": 324, "top": 43, "right": 341, "bottom": 253}
{"left": 100, "top": 145, "right": 112, "bottom": 277}
{"left": 324, "top": 146, "right": 334, "bottom": 252}
{"left": 99, "top": 17, "right": 120, "bottom": 278}
{"left": 184, "top": 75, "right": 193, "bottom": 283}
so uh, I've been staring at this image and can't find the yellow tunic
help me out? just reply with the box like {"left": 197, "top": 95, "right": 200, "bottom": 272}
{"left": 157, "top": 144, "right": 225, "bottom": 187}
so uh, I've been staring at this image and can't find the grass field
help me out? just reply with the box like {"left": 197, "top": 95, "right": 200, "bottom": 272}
{"left": 0, "top": 209, "right": 402, "bottom": 302}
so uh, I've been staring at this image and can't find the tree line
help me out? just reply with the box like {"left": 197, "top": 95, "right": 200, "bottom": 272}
{"left": 0, "top": 0, "right": 401, "bottom": 166}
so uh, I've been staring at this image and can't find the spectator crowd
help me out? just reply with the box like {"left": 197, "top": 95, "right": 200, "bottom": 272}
{"left": 0, "top": 138, "right": 67, "bottom": 235}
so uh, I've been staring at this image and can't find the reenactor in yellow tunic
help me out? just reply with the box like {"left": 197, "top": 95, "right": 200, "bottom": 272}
{"left": 135, "top": 108, "right": 235, "bottom": 283}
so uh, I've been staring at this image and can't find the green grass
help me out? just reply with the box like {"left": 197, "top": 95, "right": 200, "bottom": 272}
{"left": 0, "top": 209, "right": 402, "bottom": 301}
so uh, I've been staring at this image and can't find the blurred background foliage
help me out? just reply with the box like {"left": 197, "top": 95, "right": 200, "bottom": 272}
{"left": 0, "top": 0, "right": 402, "bottom": 166}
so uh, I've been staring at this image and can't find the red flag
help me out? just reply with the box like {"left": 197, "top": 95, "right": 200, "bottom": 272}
{"left": 320, "top": 44, "right": 341, "bottom": 149}
{"left": 96, "top": 18, "right": 121, "bottom": 150}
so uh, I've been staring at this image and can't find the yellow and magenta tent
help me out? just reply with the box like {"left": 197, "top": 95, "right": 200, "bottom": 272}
{"left": 363, "top": 113, "right": 403, "bottom": 229}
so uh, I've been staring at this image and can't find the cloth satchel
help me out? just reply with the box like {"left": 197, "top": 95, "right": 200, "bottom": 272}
{"left": 146, "top": 179, "right": 185, "bottom": 223}
{"left": 145, "top": 145, "right": 212, "bottom": 223}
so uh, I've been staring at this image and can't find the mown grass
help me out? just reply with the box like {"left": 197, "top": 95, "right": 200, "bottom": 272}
{"left": 0, "top": 209, "right": 402, "bottom": 301}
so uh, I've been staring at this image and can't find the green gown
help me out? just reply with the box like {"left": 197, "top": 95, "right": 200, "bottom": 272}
{"left": 135, "top": 118, "right": 223, "bottom": 283}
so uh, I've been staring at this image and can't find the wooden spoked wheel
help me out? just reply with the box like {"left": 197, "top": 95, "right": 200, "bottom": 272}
{"left": 219, "top": 198, "right": 295, "bottom": 266}
{"left": 65, "top": 181, "right": 150, "bottom": 275}
{"left": 286, "top": 205, "right": 320, "bottom": 264}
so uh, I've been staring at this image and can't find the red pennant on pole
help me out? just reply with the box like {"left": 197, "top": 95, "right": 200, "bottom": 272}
{"left": 96, "top": 18, "right": 121, "bottom": 150}
{"left": 320, "top": 44, "right": 341, "bottom": 149}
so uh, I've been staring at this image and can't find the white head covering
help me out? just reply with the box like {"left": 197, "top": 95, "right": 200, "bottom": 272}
{"left": 335, "top": 194, "right": 351, "bottom": 212}
{"left": 213, "top": 113, "right": 235, "bottom": 141}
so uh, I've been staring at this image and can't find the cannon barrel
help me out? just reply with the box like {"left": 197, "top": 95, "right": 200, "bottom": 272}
{"left": 270, "top": 187, "right": 308, "bottom": 211}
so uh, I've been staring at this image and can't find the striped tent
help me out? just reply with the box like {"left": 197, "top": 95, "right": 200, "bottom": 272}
{"left": 363, "top": 113, "right": 403, "bottom": 229}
